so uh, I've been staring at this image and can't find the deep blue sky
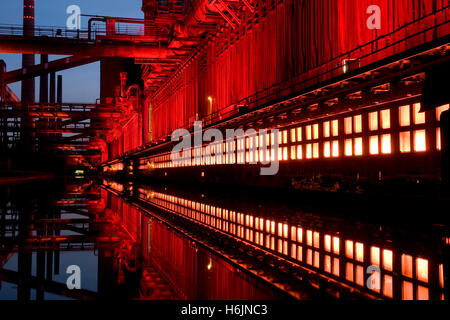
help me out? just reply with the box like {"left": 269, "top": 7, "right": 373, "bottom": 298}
{"left": 0, "top": 0, "right": 143, "bottom": 102}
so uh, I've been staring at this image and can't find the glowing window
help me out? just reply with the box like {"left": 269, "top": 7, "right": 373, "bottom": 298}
{"left": 381, "top": 109, "right": 391, "bottom": 129}
{"left": 332, "top": 120, "right": 339, "bottom": 136}
{"left": 333, "top": 258, "right": 340, "bottom": 276}
{"left": 344, "top": 117, "right": 353, "bottom": 134}
{"left": 291, "top": 146, "right": 296, "bottom": 160}
{"left": 417, "top": 286, "right": 429, "bottom": 300}
{"left": 291, "top": 128, "right": 296, "bottom": 142}
{"left": 297, "top": 128, "right": 302, "bottom": 142}
{"left": 371, "top": 247, "right": 380, "bottom": 266}
{"left": 307, "top": 230, "right": 313, "bottom": 246}
{"left": 297, "top": 145, "right": 303, "bottom": 159}
{"left": 401, "top": 254, "right": 413, "bottom": 278}
{"left": 381, "top": 134, "right": 391, "bottom": 154}
{"left": 346, "top": 263, "right": 354, "bottom": 282}
{"left": 345, "top": 240, "right": 354, "bottom": 259}
{"left": 306, "top": 144, "right": 312, "bottom": 159}
{"left": 333, "top": 237, "right": 340, "bottom": 255}
{"left": 354, "top": 138, "right": 363, "bottom": 156}
{"left": 399, "top": 105, "right": 410, "bottom": 127}
{"left": 383, "top": 275, "right": 393, "bottom": 298}
{"left": 369, "top": 112, "right": 378, "bottom": 131}
{"left": 325, "top": 255, "right": 331, "bottom": 273}
{"left": 414, "top": 130, "right": 426, "bottom": 152}
{"left": 345, "top": 139, "right": 353, "bottom": 156}
{"left": 323, "top": 121, "right": 331, "bottom": 138}
{"left": 313, "top": 143, "right": 320, "bottom": 159}
{"left": 402, "top": 281, "right": 413, "bottom": 300}
{"left": 307, "top": 249, "right": 313, "bottom": 265}
{"left": 313, "top": 124, "right": 319, "bottom": 140}
{"left": 324, "top": 142, "right": 331, "bottom": 158}
{"left": 369, "top": 136, "right": 379, "bottom": 155}
{"left": 400, "top": 131, "right": 411, "bottom": 153}
{"left": 383, "top": 249, "right": 393, "bottom": 271}
{"left": 313, "top": 232, "right": 320, "bottom": 248}
{"left": 437, "top": 128, "right": 441, "bottom": 151}
{"left": 436, "top": 104, "right": 449, "bottom": 121}
{"left": 355, "top": 242, "right": 364, "bottom": 262}
{"left": 356, "top": 265, "right": 364, "bottom": 286}
{"left": 283, "top": 131, "right": 288, "bottom": 144}
{"left": 332, "top": 141, "right": 339, "bottom": 158}
{"left": 413, "top": 103, "right": 425, "bottom": 124}
{"left": 354, "top": 115, "right": 362, "bottom": 133}
{"left": 416, "top": 258, "right": 428, "bottom": 283}
{"left": 297, "top": 228, "right": 303, "bottom": 243}
{"left": 283, "top": 147, "right": 288, "bottom": 161}
{"left": 324, "top": 235, "right": 331, "bottom": 252}
{"left": 306, "top": 125, "right": 312, "bottom": 140}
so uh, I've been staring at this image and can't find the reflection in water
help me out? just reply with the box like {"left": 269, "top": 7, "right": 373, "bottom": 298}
{"left": 103, "top": 179, "right": 449, "bottom": 301}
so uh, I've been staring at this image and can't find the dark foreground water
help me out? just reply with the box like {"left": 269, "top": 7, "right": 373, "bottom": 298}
{"left": 0, "top": 179, "right": 448, "bottom": 300}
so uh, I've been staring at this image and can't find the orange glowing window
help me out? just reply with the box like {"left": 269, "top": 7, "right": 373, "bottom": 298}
{"left": 291, "top": 226, "right": 297, "bottom": 241}
{"left": 436, "top": 127, "right": 441, "bottom": 150}
{"left": 332, "top": 120, "right": 339, "bottom": 136}
{"left": 271, "top": 221, "right": 275, "bottom": 234}
{"left": 325, "top": 255, "right": 332, "bottom": 273}
{"left": 345, "top": 139, "right": 353, "bottom": 156}
{"left": 291, "top": 244, "right": 297, "bottom": 259}
{"left": 436, "top": 104, "right": 449, "bottom": 121}
{"left": 344, "top": 117, "right": 353, "bottom": 135}
{"left": 297, "top": 128, "right": 302, "bottom": 142}
{"left": 291, "top": 128, "right": 296, "bottom": 142}
{"left": 346, "top": 263, "right": 354, "bottom": 282}
{"left": 371, "top": 246, "right": 380, "bottom": 266}
{"left": 297, "top": 246, "right": 303, "bottom": 262}
{"left": 314, "top": 251, "right": 320, "bottom": 268}
{"left": 414, "top": 130, "right": 426, "bottom": 152}
{"left": 332, "top": 141, "right": 339, "bottom": 158}
{"left": 333, "top": 258, "right": 340, "bottom": 276}
{"left": 333, "top": 237, "right": 340, "bottom": 254}
{"left": 399, "top": 105, "right": 411, "bottom": 127}
{"left": 306, "top": 144, "right": 312, "bottom": 159}
{"left": 283, "top": 224, "right": 288, "bottom": 238}
{"left": 400, "top": 131, "right": 411, "bottom": 153}
{"left": 323, "top": 121, "right": 331, "bottom": 138}
{"left": 324, "top": 235, "right": 331, "bottom": 252}
{"left": 345, "top": 240, "right": 354, "bottom": 259}
{"left": 283, "top": 131, "right": 288, "bottom": 144}
{"left": 354, "top": 115, "right": 362, "bottom": 133}
{"left": 283, "top": 147, "right": 288, "bottom": 160}
{"left": 355, "top": 242, "right": 364, "bottom": 262}
{"left": 297, "top": 145, "right": 303, "bottom": 160}
{"left": 297, "top": 228, "right": 303, "bottom": 243}
{"left": 313, "top": 232, "right": 320, "bottom": 248}
{"left": 381, "top": 109, "right": 391, "bottom": 129}
{"left": 307, "top": 249, "right": 313, "bottom": 265}
{"left": 369, "top": 136, "right": 379, "bottom": 155}
{"left": 402, "top": 281, "right": 413, "bottom": 300}
{"left": 307, "top": 230, "right": 313, "bottom": 246}
{"left": 413, "top": 103, "right": 425, "bottom": 124}
{"left": 383, "top": 249, "right": 393, "bottom": 271}
{"left": 356, "top": 265, "right": 364, "bottom": 286}
{"left": 324, "top": 142, "right": 331, "bottom": 158}
{"left": 313, "top": 143, "right": 320, "bottom": 159}
{"left": 381, "top": 134, "right": 391, "bottom": 154}
{"left": 417, "top": 286, "right": 429, "bottom": 300}
{"left": 291, "top": 146, "right": 297, "bottom": 160}
{"left": 306, "top": 126, "right": 312, "bottom": 140}
{"left": 416, "top": 258, "right": 428, "bottom": 283}
{"left": 383, "top": 275, "right": 393, "bottom": 298}
{"left": 354, "top": 138, "right": 363, "bottom": 156}
{"left": 313, "top": 124, "right": 319, "bottom": 140}
{"left": 401, "top": 254, "right": 413, "bottom": 278}
{"left": 278, "top": 223, "right": 283, "bottom": 237}
{"left": 369, "top": 112, "right": 378, "bottom": 131}
{"left": 439, "top": 264, "right": 444, "bottom": 288}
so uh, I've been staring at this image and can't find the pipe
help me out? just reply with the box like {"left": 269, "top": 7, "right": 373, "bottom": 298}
{"left": 21, "top": 0, "right": 35, "bottom": 104}
{"left": 39, "top": 55, "right": 48, "bottom": 103}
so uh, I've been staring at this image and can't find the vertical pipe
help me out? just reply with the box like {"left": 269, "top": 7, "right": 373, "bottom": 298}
{"left": 39, "top": 55, "right": 48, "bottom": 103}
{"left": 49, "top": 72, "right": 55, "bottom": 103}
{"left": 21, "top": 0, "right": 35, "bottom": 104}
{"left": 57, "top": 75, "right": 62, "bottom": 104}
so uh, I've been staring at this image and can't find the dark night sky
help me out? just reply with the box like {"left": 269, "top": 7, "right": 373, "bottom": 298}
{"left": 0, "top": 0, "right": 143, "bottom": 102}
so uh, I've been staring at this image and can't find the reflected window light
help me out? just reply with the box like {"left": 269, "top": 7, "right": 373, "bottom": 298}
{"left": 417, "top": 286, "right": 429, "bottom": 300}
{"left": 369, "top": 112, "right": 378, "bottom": 131}
{"left": 346, "top": 240, "right": 354, "bottom": 259}
{"left": 381, "top": 134, "right": 391, "bottom": 154}
{"left": 381, "top": 109, "right": 391, "bottom": 129}
{"left": 355, "top": 242, "right": 364, "bottom": 262}
{"left": 414, "top": 130, "right": 427, "bottom": 152}
{"left": 323, "top": 121, "right": 331, "bottom": 138}
{"left": 383, "top": 249, "right": 393, "bottom": 271}
{"left": 345, "top": 139, "right": 353, "bottom": 156}
{"left": 332, "top": 120, "right": 339, "bottom": 136}
{"left": 383, "top": 275, "right": 393, "bottom": 298}
{"left": 401, "top": 254, "right": 413, "bottom": 278}
{"left": 399, "top": 105, "right": 411, "bottom": 127}
{"left": 344, "top": 117, "right": 353, "bottom": 135}
{"left": 437, "top": 128, "right": 441, "bottom": 151}
{"left": 400, "top": 131, "right": 411, "bottom": 153}
{"left": 370, "top": 136, "right": 379, "bottom": 155}
{"left": 324, "top": 142, "right": 331, "bottom": 158}
{"left": 354, "top": 138, "right": 363, "bottom": 156}
{"left": 371, "top": 247, "right": 380, "bottom": 266}
{"left": 354, "top": 115, "right": 362, "bottom": 133}
{"left": 416, "top": 258, "right": 429, "bottom": 283}
{"left": 413, "top": 103, "right": 425, "bottom": 124}
{"left": 332, "top": 141, "right": 340, "bottom": 158}
{"left": 324, "top": 235, "right": 332, "bottom": 252}
{"left": 402, "top": 281, "right": 413, "bottom": 300}
{"left": 436, "top": 104, "right": 449, "bottom": 121}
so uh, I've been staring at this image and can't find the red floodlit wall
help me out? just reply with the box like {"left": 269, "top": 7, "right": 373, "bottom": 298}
{"left": 151, "top": 0, "right": 450, "bottom": 140}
